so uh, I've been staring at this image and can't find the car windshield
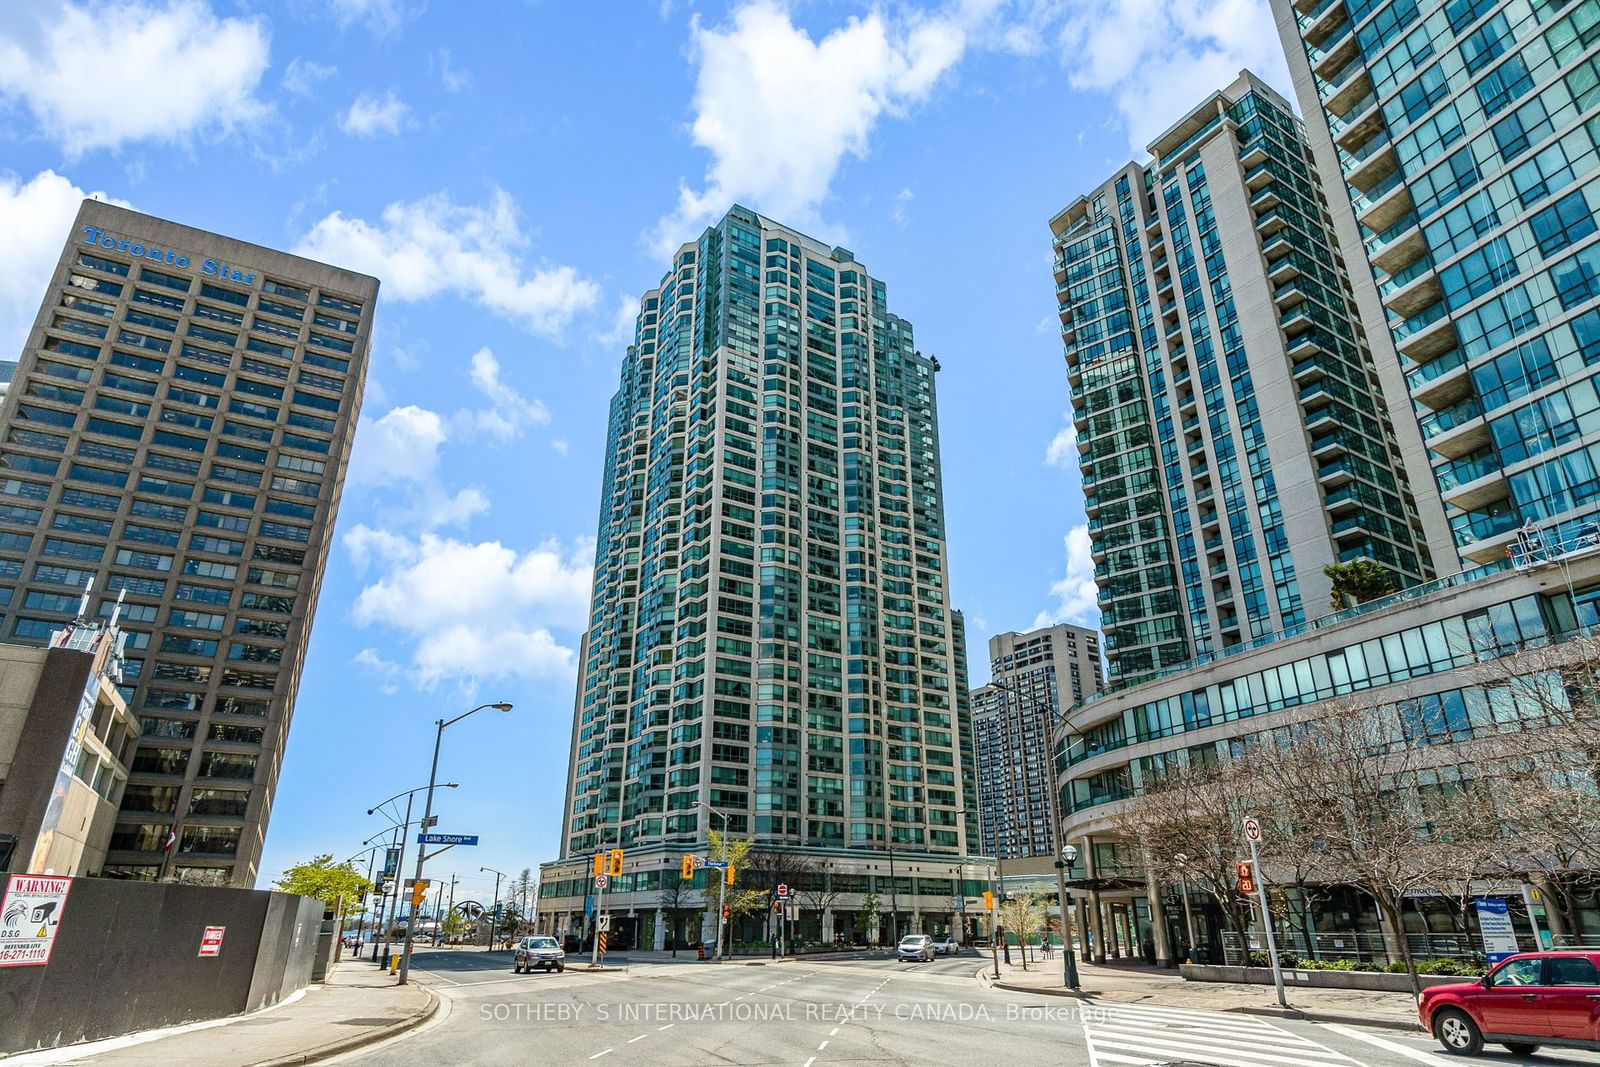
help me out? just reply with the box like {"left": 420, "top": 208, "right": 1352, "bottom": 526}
{"left": 902, "top": 936, "right": 929, "bottom": 944}
{"left": 529, "top": 937, "right": 558, "bottom": 948}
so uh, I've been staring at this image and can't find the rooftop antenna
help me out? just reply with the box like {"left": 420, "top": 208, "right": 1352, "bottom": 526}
{"left": 108, "top": 588, "right": 126, "bottom": 629}
{"left": 75, "top": 575, "right": 94, "bottom": 621}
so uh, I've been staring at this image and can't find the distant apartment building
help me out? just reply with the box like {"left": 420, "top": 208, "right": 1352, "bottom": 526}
{"left": 972, "top": 623, "right": 1102, "bottom": 860}
{"left": 1272, "top": 0, "right": 1600, "bottom": 571}
{"left": 0, "top": 200, "right": 376, "bottom": 886}
{"left": 1050, "top": 71, "right": 1438, "bottom": 682}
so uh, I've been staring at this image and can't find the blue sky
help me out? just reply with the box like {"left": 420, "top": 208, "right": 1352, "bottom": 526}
{"left": 0, "top": 0, "right": 1287, "bottom": 900}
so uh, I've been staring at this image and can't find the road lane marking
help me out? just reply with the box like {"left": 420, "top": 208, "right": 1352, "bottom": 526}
{"left": 589, "top": 1051, "right": 612, "bottom": 1060}
{"left": 1325, "top": 1025, "right": 1440, "bottom": 1064}
{"left": 803, "top": 1060, "right": 815, "bottom": 1067}
{"left": 829, "top": 1027, "right": 839, "bottom": 1036}
{"left": 657, "top": 1023, "right": 674, "bottom": 1031}
{"left": 817, "top": 1040, "right": 829, "bottom": 1050}
{"left": 628, "top": 1034, "right": 647, "bottom": 1043}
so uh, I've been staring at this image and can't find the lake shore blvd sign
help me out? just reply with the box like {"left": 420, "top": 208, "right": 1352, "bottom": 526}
{"left": 417, "top": 833, "right": 479, "bottom": 846}
{"left": 0, "top": 875, "right": 72, "bottom": 967}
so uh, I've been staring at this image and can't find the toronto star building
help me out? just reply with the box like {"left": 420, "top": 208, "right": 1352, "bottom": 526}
{"left": 538, "top": 207, "right": 990, "bottom": 949}
{"left": 1049, "top": 24, "right": 1600, "bottom": 963}
{"left": 0, "top": 200, "right": 375, "bottom": 886}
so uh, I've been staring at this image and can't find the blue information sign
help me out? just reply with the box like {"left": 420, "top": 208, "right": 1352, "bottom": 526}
{"left": 417, "top": 833, "right": 479, "bottom": 846}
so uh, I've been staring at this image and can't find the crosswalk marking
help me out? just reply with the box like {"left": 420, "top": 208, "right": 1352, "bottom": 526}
{"left": 1084, "top": 1004, "right": 1363, "bottom": 1067}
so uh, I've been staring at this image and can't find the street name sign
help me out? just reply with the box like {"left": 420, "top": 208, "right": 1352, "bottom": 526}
{"left": 417, "top": 833, "right": 479, "bottom": 846}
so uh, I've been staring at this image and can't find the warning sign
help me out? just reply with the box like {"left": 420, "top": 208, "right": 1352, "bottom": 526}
{"left": 199, "top": 926, "right": 226, "bottom": 957}
{"left": 0, "top": 875, "right": 72, "bottom": 967}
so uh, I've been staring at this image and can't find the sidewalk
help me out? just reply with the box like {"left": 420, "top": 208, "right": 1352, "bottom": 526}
{"left": 5, "top": 959, "right": 437, "bottom": 1066}
{"left": 980, "top": 954, "right": 1423, "bottom": 1032}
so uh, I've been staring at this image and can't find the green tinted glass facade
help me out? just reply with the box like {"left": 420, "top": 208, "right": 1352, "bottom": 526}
{"left": 562, "top": 207, "right": 971, "bottom": 861}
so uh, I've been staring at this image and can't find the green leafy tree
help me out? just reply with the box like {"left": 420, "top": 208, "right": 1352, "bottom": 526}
{"left": 856, "top": 890, "right": 882, "bottom": 945}
{"left": 274, "top": 854, "right": 371, "bottom": 906}
{"left": 1323, "top": 559, "right": 1395, "bottom": 610}
{"left": 701, "top": 830, "right": 766, "bottom": 953}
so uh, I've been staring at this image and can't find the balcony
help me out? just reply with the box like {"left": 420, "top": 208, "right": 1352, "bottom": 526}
{"left": 1320, "top": 61, "right": 1372, "bottom": 118}
{"left": 1292, "top": 354, "right": 1325, "bottom": 382}
{"left": 1330, "top": 512, "right": 1371, "bottom": 540}
{"left": 1330, "top": 93, "right": 1382, "bottom": 151}
{"left": 1367, "top": 212, "right": 1426, "bottom": 276}
{"left": 1355, "top": 171, "right": 1412, "bottom": 235}
{"left": 1393, "top": 302, "right": 1456, "bottom": 362}
{"left": 1275, "top": 278, "right": 1307, "bottom": 308}
{"left": 1419, "top": 396, "right": 1488, "bottom": 459}
{"left": 1268, "top": 254, "right": 1301, "bottom": 284}
{"left": 1240, "top": 136, "right": 1270, "bottom": 168}
{"left": 1310, "top": 21, "right": 1358, "bottom": 79}
{"left": 1408, "top": 348, "right": 1471, "bottom": 408}
{"left": 1255, "top": 206, "right": 1288, "bottom": 235}
{"left": 1318, "top": 458, "right": 1356, "bottom": 486}
{"left": 1244, "top": 162, "right": 1273, "bottom": 190}
{"left": 1339, "top": 126, "right": 1392, "bottom": 172}
{"left": 1303, "top": 0, "right": 1349, "bottom": 47}
{"left": 1323, "top": 485, "right": 1366, "bottom": 513}
{"left": 1251, "top": 182, "right": 1283, "bottom": 211}
{"left": 1378, "top": 254, "right": 1439, "bottom": 318}
{"left": 1437, "top": 452, "right": 1506, "bottom": 511}
{"left": 1310, "top": 431, "right": 1349, "bottom": 457}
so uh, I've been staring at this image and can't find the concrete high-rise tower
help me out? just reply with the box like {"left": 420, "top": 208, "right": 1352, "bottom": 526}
{"left": 542, "top": 206, "right": 980, "bottom": 949}
{"left": 1273, "top": 0, "right": 1600, "bottom": 573}
{"left": 1051, "top": 72, "right": 1437, "bottom": 682}
{"left": 0, "top": 201, "right": 376, "bottom": 885}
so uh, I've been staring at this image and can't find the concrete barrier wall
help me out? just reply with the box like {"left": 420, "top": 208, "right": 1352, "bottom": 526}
{"left": 0, "top": 877, "right": 320, "bottom": 1056}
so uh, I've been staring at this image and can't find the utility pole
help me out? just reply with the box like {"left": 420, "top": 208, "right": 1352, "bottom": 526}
{"left": 482, "top": 867, "right": 505, "bottom": 952}
{"left": 888, "top": 846, "right": 900, "bottom": 944}
{"left": 446, "top": 873, "right": 458, "bottom": 944}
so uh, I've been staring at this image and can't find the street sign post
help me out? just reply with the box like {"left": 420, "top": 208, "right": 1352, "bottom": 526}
{"left": 417, "top": 833, "right": 478, "bottom": 846}
{"left": 593, "top": 874, "right": 608, "bottom": 890}
{"left": 1242, "top": 816, "right": 1286, "bottom": 1008}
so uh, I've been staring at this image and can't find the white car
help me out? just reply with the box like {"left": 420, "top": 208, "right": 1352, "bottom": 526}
{"left": 932, "top": 935, "right": 957, "bottom": 956}
{"left": 897, "top": 934, "right": 934, "bottom": 962}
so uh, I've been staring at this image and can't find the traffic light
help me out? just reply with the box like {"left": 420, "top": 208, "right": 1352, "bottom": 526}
{"left": 722, "top": 904, "right": 730, "bottom": 918}
{"left": 983, "top": 891, "right": 994, "bottom": 910}
{"left": 773, "top": 898, "right": 783, "bottom": 912}
{"left": 592, "top": 852, "right": 604, "bottom": 877}
{"left": 680, "top": 854, "right": 695, "bottom": 879}
{"left": 608, "top": 848, "right": 624, "bottom": 876}
{"left": 725, "top": 865, "right": 735, "bottom": 885}
{"left": 1236, "top": 860, "right": 1256, "bottom": 895}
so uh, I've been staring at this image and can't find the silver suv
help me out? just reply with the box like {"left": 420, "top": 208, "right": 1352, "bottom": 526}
{"left": 514, "top": 935, "right": 566, "bottom": 973}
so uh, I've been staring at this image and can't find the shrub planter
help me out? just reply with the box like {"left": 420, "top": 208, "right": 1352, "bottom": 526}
{"left": 1181, "top": 963, "right": 1468, "bottom": 993}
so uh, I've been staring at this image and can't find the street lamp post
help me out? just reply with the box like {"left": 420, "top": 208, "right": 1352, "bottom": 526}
{"left": 398, "top": 701, "right": 512, "bottom": 985}
{"left": 701, "top": 802, "right": 730, "bottom": 960}
{"left": 481, "top": 866, "right": 506, "bottom": 951}
{"left": 366, "top": 784, "right": 458, "bottom": 965}
{"left": 992, "top": 680, "right": 1081, "bottom": 991}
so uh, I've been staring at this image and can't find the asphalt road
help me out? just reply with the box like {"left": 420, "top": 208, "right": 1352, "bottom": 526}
{"left": 332, "top": 949, "right": 1600, "bottom": 1067}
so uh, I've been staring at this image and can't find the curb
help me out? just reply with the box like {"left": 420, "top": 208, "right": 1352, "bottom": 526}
{"left": 988, "top": 981, "right": 1421, "bottom": 1032}
{"left": 247, "top": 985, "right": 441, "bottom": 1067}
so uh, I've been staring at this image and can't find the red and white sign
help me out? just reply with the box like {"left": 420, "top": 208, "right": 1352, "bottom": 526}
{"left": 776, "top": 883, "right": 789, "bottom": 899}
{"left": 1242, "top": 816, "right": 1262, "bottom": 842}
{"left": 199, "top": 925, "right": 226, "bottom": 957}
{"left": 0, "top": 875, "right": 72, "bottom": 967}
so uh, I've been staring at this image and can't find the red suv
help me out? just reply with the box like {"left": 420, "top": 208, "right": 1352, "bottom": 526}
{"left": 1420, "top": 951, "right": 1600, "bottom": 1056}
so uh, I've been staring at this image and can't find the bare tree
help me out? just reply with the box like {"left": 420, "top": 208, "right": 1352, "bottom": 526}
{"left": 1123, "top": 757, "right": 1254, "bottom": 938}
{"left": 657, "top": 878, "right": 699, "bottom": 956}
{"left": 1266, "top": 698, "right": 1499, "bottom": 998}
{"left": 998, "top": 892, "right": 1049, "bottom": 970}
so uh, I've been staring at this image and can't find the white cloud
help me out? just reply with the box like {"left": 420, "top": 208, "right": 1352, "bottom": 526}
{"left": 433, "top": 49, "right": 470, "bottom": 92}
{"left": 283, "top": 57, "right": 336, "bottom": 97}
{"left": 0, "top": 1, "right": 269, "bottom": 156}
{"left": 1057, "top": 0, "right": 1292, "bottom": 153}
{"left": 339, "top": 90, "right": 410, "bottom": 137}
{"left": 345, "top": 529, "right": 593, "bottom": 685}
{"left": 596, "top": 294, "right": 639, "bottom": 348}
{"left": 550, "top": 438, "right": 570, "bottom": 457}
{"left": 891, "top": 187, "right": 914, "bottom": 228}
{"left": 347, "top": 404, "right": 448, "bottom": 487}
{"left": 294, "top": 188, "right": 599, "bottom": 335}
{"left": 462, "top": 347, "right": 551, "bottom": 441}
{"left": 1032, "top": 524, "right": 1100, "bottom": 629}
{"left": 652, "top": 1, "right": 972, "bottom": 252}
{"left": 328, "top": 0, "right": 415, "bottom": 33}
{"left": 1044, "top": 415, "right": 1077, "bottom": 468}
{"left": 0, "top": 171, "right": 131, "bottom": 357}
